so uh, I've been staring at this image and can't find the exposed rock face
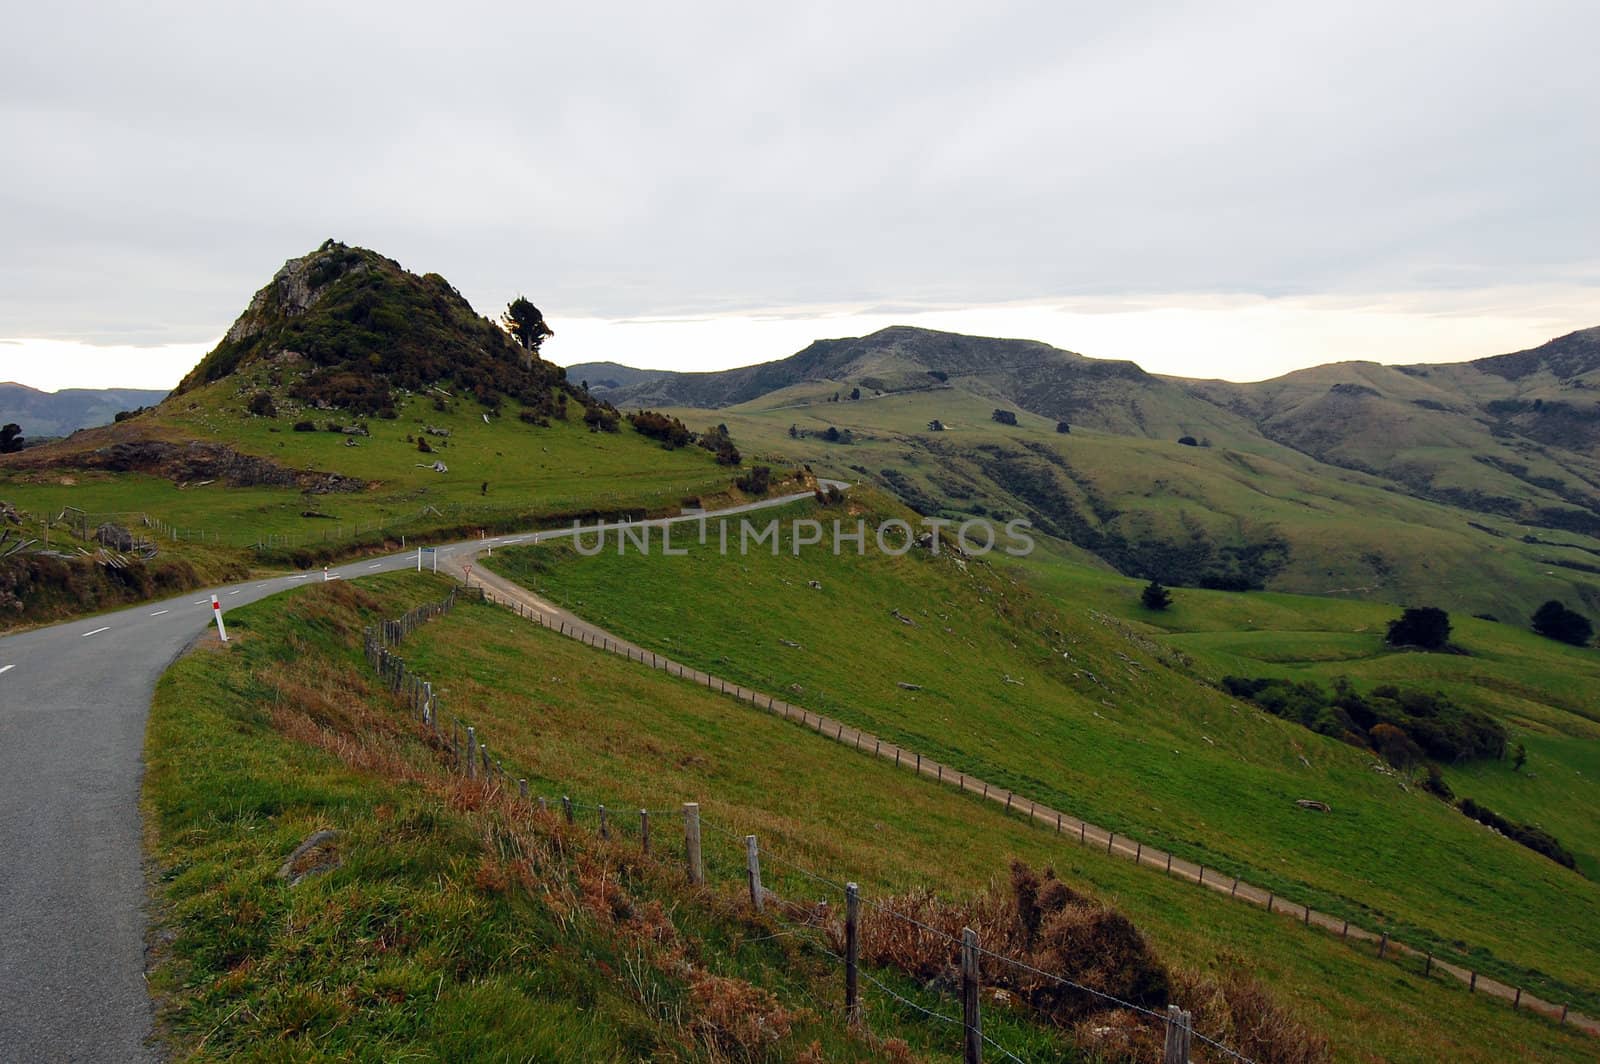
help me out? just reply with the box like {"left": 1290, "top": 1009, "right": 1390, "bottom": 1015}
{"left": 221, "top": 241, "right": 367, "bottom": 347}
{"left": 67, "top": 440, "right": 367, "bottom": 493}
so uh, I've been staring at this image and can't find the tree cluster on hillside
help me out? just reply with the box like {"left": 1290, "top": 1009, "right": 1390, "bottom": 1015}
{"left": 1222, "top": 676, "right": 1506, "bottom": 765}
{"left": 991, "top": 409, "right": 1018, "bottom": 426}
{"left": 1457, "top": 797, "right": 1576, "bottom": 869}
{"left": 627, "top": 410, "right": 692, "bottom": 450}
{"left": 0, "top": 424, "right": 24, "bottom": 453}
{"left": 734, "top": 465, "right": 771, "bottom": 495}
{"left": 1385, "top": 606, "right": 1453, "bottom": 650}
{"left": 698, "top": 424, "right": 740, "bottom": 465}
{"left": 1532, "top": 599, "right": 1593, "bottom": 646}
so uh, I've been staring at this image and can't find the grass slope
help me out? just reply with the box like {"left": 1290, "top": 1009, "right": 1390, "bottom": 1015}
{"left": 147, "top": 573, "right": 1599, "bottom": 1061}
{"left": 483, "top": 494, "right": 1600, "bottom": 1014}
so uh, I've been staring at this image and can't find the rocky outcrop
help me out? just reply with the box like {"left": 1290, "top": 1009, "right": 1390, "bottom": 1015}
{"left": 63, "top": 440, "right": 367, "bottom": 493}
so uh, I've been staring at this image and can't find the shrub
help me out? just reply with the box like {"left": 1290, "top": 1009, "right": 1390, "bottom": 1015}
{"left": 698, "top": 424, "right": 740, "bottom": 465}
{"left": 991, "top": 409, "right": 1018, "bottom": 426}
{"left": 247, "top": 390, "right": 278, "bottom": 417}
{"left": 1140, "top": 580, "right": 1172, "bottom": 610}
{"left": 627, "top": 410, "right": 692, "bottom": 449}
{"left": 581, "top": 400, "right": 620, "bottom": 433}
{"left": 1457, "top": 798, "right": 1576, "bottom": 869}
{"left": 1386, "top": 606, "right": 1451, "bottom": 650}
{"left": 291, "top": 421, "right": 316, "bottom": 432}
{"left": 735, "top": 465, "right": 772, "bottom": 495}
{"left": 1056, "top": 420, "right": 1071, "bottom": 434}
{"left": 1532, "top": 600, "right": 1593, "bottom": 646}
{"left": 1177, "top": 435, "right": 1198, "bottom": 446}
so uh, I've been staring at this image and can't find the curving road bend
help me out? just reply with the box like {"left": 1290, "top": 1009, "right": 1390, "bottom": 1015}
{"left": 0, "top": 486, "right": 833, "bottom": 1063}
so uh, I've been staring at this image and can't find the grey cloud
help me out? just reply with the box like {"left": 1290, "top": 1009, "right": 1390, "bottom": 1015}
{"left": 2, "top": 0, "right": 1597, "bottom": 345}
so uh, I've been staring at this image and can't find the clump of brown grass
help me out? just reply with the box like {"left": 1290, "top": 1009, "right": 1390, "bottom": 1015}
{"left": 1173, "top": 954, "right": 1330, "bottom": 1064}
{"left": 688, "top": 971, "right": 807, "bottom": 1062}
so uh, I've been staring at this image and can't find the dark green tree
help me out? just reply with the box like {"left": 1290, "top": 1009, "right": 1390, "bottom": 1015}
{"left": 0, "top": 423, "right": 24, "bottom": 453}
{"left": 1532, "top": 600, "right": 1593, "bottom": 646}
{"left": 1386, "top": 606, "right": 1451, "bottom": 650}
{"left": 1141, "top": 580, "right": 1172, "bottom": 611}
{"left": 500, "top": 297, "right": 553, "bottom": 356}
{"left": 1056, "top": 420, "right": 1071, "bottom": 434}
{"left": 849, "top": 387, "right": 861, "bottom": 400}
{"left": 1513, "top": 743, "right": 1528, "bottom": 772}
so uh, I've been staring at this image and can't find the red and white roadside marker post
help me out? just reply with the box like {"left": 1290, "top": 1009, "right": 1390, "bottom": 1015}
{"left": 211, "top": 594, "right": 228, "bottom": 643}
{"left": 322, "top": 565, "right": 330, "bottom": 582}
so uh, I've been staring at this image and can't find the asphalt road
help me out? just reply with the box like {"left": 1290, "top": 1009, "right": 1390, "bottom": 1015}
{"left": 0, "top": 486, "right": 836, "bottom": 1062}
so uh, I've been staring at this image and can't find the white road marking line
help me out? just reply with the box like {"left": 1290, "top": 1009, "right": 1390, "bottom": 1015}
{"left": 256, "top": 583, "right": 268, "bottom": 589}
{"left": 0, "top": 665, "right": 14, "bottom": 676}
{"left": 227, "top": 590, "right": 243, "bottom": 596}
{"left": 192, "top": 600, "right": 209, "bottom": 605}
{"left": 367, "top": 563, "right": 382, "bottom": 569}
{"left": 82, "top": 627, "right": 111, "bottom": 638}
{"left": 150, "top": 609, "right": 170, "bottom": 617}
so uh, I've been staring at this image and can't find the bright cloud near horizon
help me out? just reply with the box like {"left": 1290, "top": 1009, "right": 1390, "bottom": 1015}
{"left": 2, "top": 1, "right": 1597, "bottom": 392}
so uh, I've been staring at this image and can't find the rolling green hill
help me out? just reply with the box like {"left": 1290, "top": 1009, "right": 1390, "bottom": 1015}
{"left": 575, "top": 325, "right": 1600, "bottom": 619}
{"left": 0, "top": 243, "right": 746, "bottom": 626}
{"left": 482, "top": 493, "right": 1600, "bottom": 1020}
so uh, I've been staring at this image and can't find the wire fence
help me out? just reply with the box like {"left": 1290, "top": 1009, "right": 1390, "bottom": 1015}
{"left": 456, "top": 575, "right": 1600, "bottom": 1041}
{"left": 361, "top": 587, "right": 1249, "bottom": 1062}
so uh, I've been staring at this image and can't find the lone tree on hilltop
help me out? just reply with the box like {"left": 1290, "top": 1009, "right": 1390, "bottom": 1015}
{"left": 1056, "top": 420, "right": 1071, "bottom": 434}
{"left": 501, "top": 297, "right": 553, "bottom": 357}
{"left": 1386, "top": 606, "right": 1451, "bottom": 650}
{"left": 0, "top": 423, "right": 24, "bottom": 453}
{"left": 1141, "top": 580, "right": 1172, "bottom": 611}
{"left": 1532, "top": 600, "right": 1593, "bottom": 646}
{"left": 991, "top": 409, "right": 1018, "bottom": 426}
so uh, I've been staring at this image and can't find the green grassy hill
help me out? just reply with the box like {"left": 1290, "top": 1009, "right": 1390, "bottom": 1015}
{"left": 482, "top": 493, "right": 1600, "bottom": 1018}
{"left": 579, "top": 324, "right": 1600, "bottom": 618}
{"left": 0, "top": 243, "right": 746, "bottom": 626}
{"left": 144, "top": 572, "right": 1597, "bottom": 1062}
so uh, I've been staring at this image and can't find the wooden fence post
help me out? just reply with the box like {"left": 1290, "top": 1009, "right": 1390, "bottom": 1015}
{"left": 1163, "top": 1004, "right": 1193, "bottom": 1064}
{"left": 538, "top": 797, "right": 548, "bottom": 814}
{"left": 465, "top": 727, "right": 477, "bottom": 779}
{"left": 598, "top": 804, "right": 610, "bottom": 840}
{"left": 1378, "top": 933, "right": 1388, "bottom": 960}
{"left": 640, "top": 810, "right": 651, "bottom": 855}
{"left": 845, "top": 883, "right": 861, "bottom": 1027}
{"left": 746, "top": 835, "right": 763, "bottom": 913}
{"left": 961, "top": 927, "right": 982, "bottom": 1064}
{"left": 684, "top": 803, "right": 704, "bottom": 885}
{"left": 1424, "top": 953, "right": 1432, "bottom": 977}
{"left": 518, "top": 778, "right": 528, "bottom": 800}
{"left": 562, "top": 796, "right": 574, "bottom": 824}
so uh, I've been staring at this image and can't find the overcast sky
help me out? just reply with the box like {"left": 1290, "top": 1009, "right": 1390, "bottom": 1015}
{"left": 2, "top": 0, "right": 1597, "bottom": 391}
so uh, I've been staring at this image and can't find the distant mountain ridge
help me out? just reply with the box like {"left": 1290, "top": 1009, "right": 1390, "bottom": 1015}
{"left": 0, "top": 383, "right": 168, "bottom": 438}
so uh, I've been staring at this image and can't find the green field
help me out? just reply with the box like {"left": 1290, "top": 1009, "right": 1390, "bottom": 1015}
{"left": 483, "top": 492, "right": 1600, "bottom": 1016}
{"left": 654, "top": 384, "right": 1600, "bottom": 622}
{"left": 144, "top": 573, "right": 1597, "bottom": 1061}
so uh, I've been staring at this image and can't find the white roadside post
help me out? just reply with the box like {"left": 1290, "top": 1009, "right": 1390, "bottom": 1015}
{"left": 416, "top": 546, "right": 422, "bottom": 572}
{"left": 322, "top": 565, "right": 329, "bottom": 582}
{"left": 210, "top": 594, "right": 228, "bottom": 643}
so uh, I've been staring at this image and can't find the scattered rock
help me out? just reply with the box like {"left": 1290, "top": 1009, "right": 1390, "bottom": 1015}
{"left": 95, "top": 523, "right": 135, "bottom": 551}
{"left": 778, "top": 638, "right": 803, "bottom": 649}
{"left": 1295, "top": 799, "right": 1332, "bottom": 813}
{"left": 890, "top": 608, "right": 917, "bottom": 626}
{"left": 807, "top": 579, "right": 822, "bottom": 590}
{"left": 897, "top": 682, "right": 923, "bottom": 691}
{"left": 276, "top": 829, "right": 341, "bottom": 886}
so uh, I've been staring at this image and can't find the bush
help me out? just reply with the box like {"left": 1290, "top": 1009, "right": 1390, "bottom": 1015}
{"left": 627, "top": 410, "right": 692, "bottom": 449}
{"left": 291, "top": 421, "right": 316, "bottom": 432}
{"left": 1457, "top": 798, "right": 1575, "bottom": 869}
{"left": 1225, "top": 676, "right": 1506, "bottom": 764}
{"left": 991, "top": 409, "right": 1018, "bottom": 426}
{"left": 734, "top": 465, "right": 772, "bottom": 495}
{"left": 1532, "top": 600, "right": 1593, "bottom": 646}
{"left": 1140, "top": 580, "right": 1172, "bottom": 610}
{"left": 1177, "top": 435, "right": 1198, "bottom": 446}
{"left": 581, "top": 400, "right": 620, "bottom": 433}
{"left": 247, "top": 390, "right": 278, "bottom": 417}
{"left": 698, "top": 424, "right": 740, "bottom": 465}
{"left": 1386, "top": 606, "right": 1452, "bottom": 650}
{"left": 1056, "top": 420, "right": 1071, "bottom": 434}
